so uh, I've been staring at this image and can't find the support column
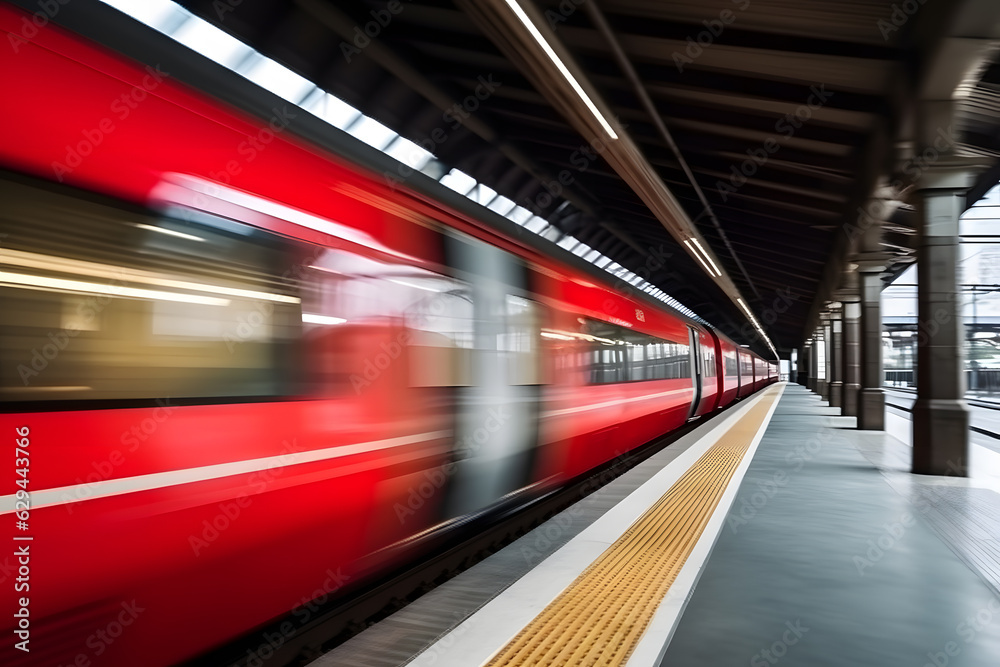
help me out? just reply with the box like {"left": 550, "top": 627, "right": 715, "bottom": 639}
{"left": 842, "top": 295, "right": 861, "bottom": 417}
{"left": 857, "top": 267, "right": 885, "bottom": 429}
{"left": 805, "top": 341, "right": 815, "bottom": 391}
{"left": 817, "top": 321, "right": 828, "bottom": 400}
{"left": 812, "top": 335, "right": 821, "bottom": 393}
{"left": 809, "top": 340, "right": 819, "bottom": 394}
{"left": 829, "top": 304, "right": 843, "bottom": 408}
{"left": 790, "top": 349, "right": 798, "bottom": 384}
{"left": 911, "top": 160, "right": 977, "bottom": 476}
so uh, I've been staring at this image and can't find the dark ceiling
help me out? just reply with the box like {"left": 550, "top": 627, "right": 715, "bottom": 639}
{"left": 167, "top": 0, "right": 1000, "bottom": 352}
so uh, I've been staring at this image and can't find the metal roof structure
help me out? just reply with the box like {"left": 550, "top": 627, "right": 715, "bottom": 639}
{"left": 70, "top": 1, "right": 1000, "bottom": 354}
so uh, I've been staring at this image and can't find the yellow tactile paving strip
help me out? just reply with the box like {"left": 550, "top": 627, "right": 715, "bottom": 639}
{"left": 485, "top": 387, "right": 781, "bottom": 667}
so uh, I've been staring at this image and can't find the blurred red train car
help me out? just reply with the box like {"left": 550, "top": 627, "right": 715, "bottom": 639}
{"left": 0, "top": 5, "right": 777, "bottom": 665}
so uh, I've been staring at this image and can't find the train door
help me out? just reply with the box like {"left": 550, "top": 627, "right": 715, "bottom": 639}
{"left": 442, "top": 233, "right": 542, "bottom": 517}
{"left": 687, "top": 326, "right": 702, "bottom": 419}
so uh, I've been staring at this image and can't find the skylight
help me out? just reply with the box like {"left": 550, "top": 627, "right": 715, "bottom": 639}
{"left": 302, "top": 92, "right": 362, "bottom": 130}
{"left": 347, "top": 116, "right": 399, "bottom": 151}
{"left": 98, "top": 0, "right": 709, "bottom": 327}
{"left": 240, "top": 56, "right": 315, "bottom": 104}
{"left": 383, "top": 137, "right": 435, "bottom": 171}
{"left": 440, "top": 169, "right": 478, "bottom": 196}
{"left": 171, "top": 15, "right": 253, "bottom": 69}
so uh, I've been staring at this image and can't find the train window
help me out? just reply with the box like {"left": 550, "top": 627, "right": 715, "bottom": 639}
{"left": 702, "top": 343, "right": 717, "bottom": 378}
{"left": 0, "top": 175, "right": 303, "bottom": 403}
{"left": 301, "top": 247, "right": 475, "bottom": 391}
{"left": 503, "top": 295, "right": 542, "bottom": 385}
{"left": 580, "top": 318, "right": 689, "bottom": 384}
{"left": 724, "top": 352, "right": 739, "bottom": 377}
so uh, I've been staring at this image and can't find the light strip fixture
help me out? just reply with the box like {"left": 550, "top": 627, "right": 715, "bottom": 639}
{"left": 501, "top": 0, "right": 618, "bottom": 140}
{"left": 683, "top": 239, "right": 716, "bottom": 278}
{"left": 689, "top": 237, "right": 721, "bottom": 277}
{"left": 99, "top": 0, "right": 712, "bottom": 325}
{"left": 737, "top": 297, "right": 778, "bottom": 358}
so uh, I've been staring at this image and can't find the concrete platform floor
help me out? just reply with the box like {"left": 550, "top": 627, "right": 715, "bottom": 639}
{"left": 660, "top": 384, "right": 1000, "bottom": 667}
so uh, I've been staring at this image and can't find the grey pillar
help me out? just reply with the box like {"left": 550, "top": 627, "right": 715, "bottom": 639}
{"left": 822, "top": 317, "right": 833, "bottom": 402}
{"left": 809, "top": 336, "right": 819, "bottom": 394}
{"left": 806, "top": 341, "right": 815, "bottom": 391}
{"left": 829, "top": 305, "right": 843, "bottom": 408}
{"left": 842, "top": 297, "right": 861, "bottom": 417}
{"left": 911, "top": 161, "right": 977, "bottom": 476}
{"left": 817, "top": 323, "right": 828, "bottom": 400}
{"left": 857, "top": 266, "right": 885, "bottom": 429}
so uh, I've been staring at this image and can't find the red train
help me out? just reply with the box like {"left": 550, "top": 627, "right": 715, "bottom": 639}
{"left": 0, "top": 4, "right": 777, "bottom": 665}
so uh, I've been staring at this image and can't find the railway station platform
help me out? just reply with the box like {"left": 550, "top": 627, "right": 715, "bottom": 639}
{"left": 312, "top": 384, "right": 1000, "bottom": 667}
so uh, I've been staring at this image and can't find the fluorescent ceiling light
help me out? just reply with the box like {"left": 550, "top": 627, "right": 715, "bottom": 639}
{"left": 684, "top": 239, "right": 719, "bottom": 278}
{"left": 135, "top": 223, "right": 205, "bottom": 242}
{"left": 387, "top": 278, "right": 447, "bottom": 293}
{"left": 690, "top": 237, "right": 722, "bottom": 277}
{"left": 0, "top": 271, "right": 230, "bottom": 306}
{"left": 302, "top": 313, "right": 347, "bottom": 325}
{"left": 502, "top": 0, "right": 618, "bottom": 140}
{"left": 0, "top": 248, "right": 297, "bottom": 304}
